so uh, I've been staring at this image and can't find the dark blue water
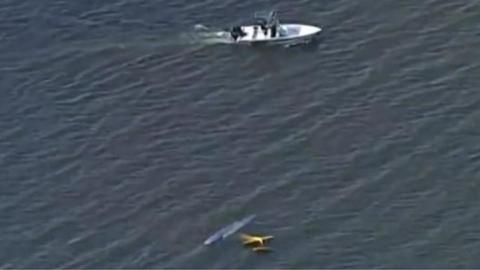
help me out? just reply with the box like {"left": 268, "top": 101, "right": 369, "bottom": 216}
{"left": 1, "top": 0, "right": 480, "bottom": 268}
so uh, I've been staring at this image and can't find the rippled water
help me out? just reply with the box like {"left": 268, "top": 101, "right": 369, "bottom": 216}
{"left": 1, "top": 0, "right": 480, "bottom": 268}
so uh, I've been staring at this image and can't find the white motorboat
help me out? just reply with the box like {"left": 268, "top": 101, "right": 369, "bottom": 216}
{"left": 228, "top": 11, "right": 321, "bottom": 45}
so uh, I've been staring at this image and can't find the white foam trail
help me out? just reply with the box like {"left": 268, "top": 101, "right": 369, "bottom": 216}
{"left": 188, "top": 24, "right": 234, "bottom": 45}
{"left": 194, "top": 24, "right": 210, "bottom": 31}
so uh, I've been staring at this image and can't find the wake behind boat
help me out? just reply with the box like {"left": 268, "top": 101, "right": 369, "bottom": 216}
{"left": 228, "top": 11, "right": 321, "bottom": 45}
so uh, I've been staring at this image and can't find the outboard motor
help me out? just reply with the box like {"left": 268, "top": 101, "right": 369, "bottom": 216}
{"left": 230, "top": 26, "right": 246, "bottom": 41}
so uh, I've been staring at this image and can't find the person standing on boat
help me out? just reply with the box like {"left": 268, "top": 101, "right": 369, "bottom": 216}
{"left": 260, "top": 23, "right": 268, "bottom": 36}
{"left": 271, "top": 24, "right": 277, "bottom": 37}
{"left": 268, "top": 11, "right": 279, "bottom": 38}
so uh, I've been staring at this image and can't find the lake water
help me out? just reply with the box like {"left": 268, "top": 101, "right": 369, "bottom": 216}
{"left": 1, "top": 0, "right": 479, "bottom": 268}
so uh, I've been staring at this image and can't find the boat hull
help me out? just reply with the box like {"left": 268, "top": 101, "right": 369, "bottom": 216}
{"left": 203, "top": 215, "right": 256, "bottom": 245}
